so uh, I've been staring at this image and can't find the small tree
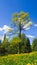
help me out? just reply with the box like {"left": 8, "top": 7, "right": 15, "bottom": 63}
{"left": 10, "top": 37, "right": 21, "bottom": 54}
{"left": 32, "top": 38, "right": 37, "bottom": 51}
{"left": 1, "top": 34, "right": 9, "bottom": 55}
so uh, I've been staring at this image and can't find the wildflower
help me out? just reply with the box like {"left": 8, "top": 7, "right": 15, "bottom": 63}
{"left": 27, "top": 63, "right": 31, "bottom": 65}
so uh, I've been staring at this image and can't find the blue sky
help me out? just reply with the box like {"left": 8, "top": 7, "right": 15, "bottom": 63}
{"left": 0, "top": 0, "right": 37, "bottom": 43}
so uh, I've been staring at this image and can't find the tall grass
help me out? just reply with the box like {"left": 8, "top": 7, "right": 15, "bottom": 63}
{"left": 0, "top": 52, "right": 37, "bottom": 65}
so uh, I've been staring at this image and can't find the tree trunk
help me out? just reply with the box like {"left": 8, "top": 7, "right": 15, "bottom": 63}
{"left": 18, "top": 23, "right": 21, "bottom": 54}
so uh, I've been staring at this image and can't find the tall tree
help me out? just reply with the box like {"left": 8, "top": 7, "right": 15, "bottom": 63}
{"left": 10, "top": 11, "right": 32, "bottom": 53}
{"left": 25, "top": 38, "right": 32, "bottom": 53}
{"left": 1, "top": 34, "right": 9, "bottom": 55}
{"left": 32, "top": 38, "right": 37, "bottom": 51}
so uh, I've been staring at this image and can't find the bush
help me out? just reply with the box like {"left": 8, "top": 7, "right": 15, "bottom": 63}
{"left": 32, "top": 38, "right": 37, "bottom": 51}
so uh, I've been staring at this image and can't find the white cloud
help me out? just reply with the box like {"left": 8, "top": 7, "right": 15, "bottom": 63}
{"left": 23, "top": 21, "right": 32, "bottom": 30}
{"left": 34, "top": 24, "right": 37, "bottom": 27}
{"left": 26, "top": 35, "right": 35, "bottom": 38}
{"left": 3, "top": 25, "right": 12, "bottom": 33}
{"left": 0, "top": 28, "right": 3, "bottom": 31}
{"left": 0, "top": 25, "right": 12, "bottom": 33}
{"left": 25, "top": 27, "right": 30, "bottom": 30}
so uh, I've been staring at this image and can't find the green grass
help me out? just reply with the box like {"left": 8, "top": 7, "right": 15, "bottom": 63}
{"left": 0, "top": 52, "right": 37, "bottom": 65}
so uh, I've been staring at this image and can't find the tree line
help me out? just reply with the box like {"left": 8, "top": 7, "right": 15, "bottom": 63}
{"left": 0, "top": 33, "right": 37, "bottom": 55}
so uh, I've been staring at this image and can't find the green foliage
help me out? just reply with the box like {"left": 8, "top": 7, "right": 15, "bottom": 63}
{"left": 10, "top": 34, "right": 31, "bottom": 54}
{"left": 0, "top": 34, "right": 9, "bottom": 55}
{"left": 9, "top": 37, "right": 22, "bottom": 54}
{"left": 0, "top": 33, "right": 32, "bottom": 55}
{"left": 25, "top": 38, "right": 32, "bottom": 53}
{"left": 21, "top": 35, "right": 32, "bottom": 53}
{"left": 13, "top": 11, "right": 28, "bottom": 22}
{"left": 32, "top": 38, "right": 37, "bottom": 51}
{"left": 10, "top": 37, "right": 21, "bottom": 45}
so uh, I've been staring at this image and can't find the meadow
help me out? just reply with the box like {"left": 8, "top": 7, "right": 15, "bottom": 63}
{"left": 0, "top": 52, "right": 37, "bottom": 65}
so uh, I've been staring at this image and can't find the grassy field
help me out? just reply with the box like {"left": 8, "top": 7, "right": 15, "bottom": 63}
{"left": 0, "top": 52, "right": 37, "bottom": 65}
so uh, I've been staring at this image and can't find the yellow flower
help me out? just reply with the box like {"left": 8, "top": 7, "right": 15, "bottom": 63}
{"left": 27, "top": 63, "right": 31, "bottom": 65}
{"left": 32, "top": 63, "right": 34, "bottom": 65}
